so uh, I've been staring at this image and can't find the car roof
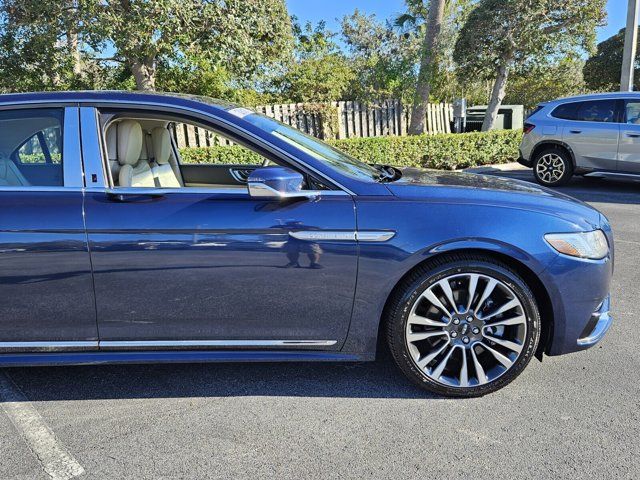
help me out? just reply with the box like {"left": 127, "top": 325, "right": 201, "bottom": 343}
{"left": 546, "top": 91, "right": 640, "bottom": 106}
{"left": 0, "top": 90, "right": 237, "bottom": 112}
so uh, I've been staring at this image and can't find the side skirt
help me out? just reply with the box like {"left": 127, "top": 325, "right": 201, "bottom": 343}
{"left": 0, "top": 350, "right": 368, "bottom": 367}
{"left": 583, "top": 170, "right": 640, "bottom": 181}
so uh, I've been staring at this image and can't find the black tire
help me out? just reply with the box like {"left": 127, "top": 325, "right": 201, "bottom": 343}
{"left": 533, "top": 147, "right": 573, "bottom": 186}
{"left": 385, "top": 253, "right": 540, "bottom": 398}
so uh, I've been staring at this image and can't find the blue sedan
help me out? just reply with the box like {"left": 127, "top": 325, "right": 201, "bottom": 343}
{"left": 0, "top": 91, "right": 613, "bottom": 397}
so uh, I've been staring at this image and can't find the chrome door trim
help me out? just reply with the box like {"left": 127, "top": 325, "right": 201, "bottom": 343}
{"left": 0, "top": 186, "right": 84, "bottom": 193}
{"left": 0, "top": 339, "right": 338, "bottom": 352}
{"left": 99, "top": 187, "right": 247, "bottom": 196}
{"left": 289, "top": 230, "right": 395, "bottom": 242}
{"left": 0, "top": 341, "right": 98, "bottom": 352}
{"left": 85, "top": 186, "right": 350, "bottom": 197}
{"left": 99, "top": 340, "right": 337, "bottom": 349}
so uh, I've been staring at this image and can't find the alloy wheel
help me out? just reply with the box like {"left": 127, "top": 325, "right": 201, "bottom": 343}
{"left": 536, "top": 153, "right": 565, "bottom": 184}
{"left": 405, "top": 273, "right": 527, "bottom": 388}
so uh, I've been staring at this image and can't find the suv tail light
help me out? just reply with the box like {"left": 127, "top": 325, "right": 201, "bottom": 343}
{"left": 523, "top": 123, "right": 535, "bottom": 134}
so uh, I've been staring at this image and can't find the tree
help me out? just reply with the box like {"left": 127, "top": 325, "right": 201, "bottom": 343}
{"left": 341, "top": 10, "right": 419, "bottom": 102}
{"left": 505, "top": 57, "right": 586, "bottom": 108}
{"left": 584, "top": 28, "right": 640, "bottom": 92}
{"left": 406, "top": 0, "right": 447, "bottom": 134}
{"left": 454, "top": 0, "right": 606, "bottom": 131}
{"left": 0, "top": 0, "right": 87, "bottom": 91}
{"left": 396, "top": 0, "right": 476, "bottom": 105}
{"left": 270, "top": 19, "right": 354, "bottom": 102}
{"left": 155, "top": 57, "right": 234, "bottom": 99}
{"left": 81, "top": 0, "right": 293, "bottom": 91}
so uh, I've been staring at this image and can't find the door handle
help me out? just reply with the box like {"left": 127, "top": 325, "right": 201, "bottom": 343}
{"left": 625, "top": 132, "right": 640, "bottom": 138}
{"left": 568, "top": 130, "right": 582, "bottom": 134}
{"left": 105, "top": 188, "right": 166, "bottom": 202}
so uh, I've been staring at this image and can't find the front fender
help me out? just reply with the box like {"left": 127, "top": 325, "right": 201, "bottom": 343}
{"left": 340, "top": 197, "right": 585, "bottom": 357}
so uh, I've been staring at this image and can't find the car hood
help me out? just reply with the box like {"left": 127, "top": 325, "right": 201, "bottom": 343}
{"left": 385, "top": 168, "right": 602, "bottom": 229}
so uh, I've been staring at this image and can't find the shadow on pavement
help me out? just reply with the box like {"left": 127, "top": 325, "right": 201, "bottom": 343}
{"left": 1, "top": 348, "right": 443, "bottom": 402}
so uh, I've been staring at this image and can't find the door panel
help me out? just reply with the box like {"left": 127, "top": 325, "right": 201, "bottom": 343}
{"left": 84, "top": 190, "right": 357, "bottom": 346}
{"left": 561, "top": 121, "right": 620, "bottom": 170}
{"left": 617, "top": 100, "right": 640, "bottom": 173}
{"left": 0, "top": 106, "right": 97, "bottom": 346}
{"left": 618, "top": 125, "right": 640, "bottom": 172}
{"left": 0, "top": 191, "right": 98, "bottom": 343}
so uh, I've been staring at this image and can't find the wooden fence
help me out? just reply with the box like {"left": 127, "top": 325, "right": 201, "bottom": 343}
{"left": 173, "top": 100, "right": 454, "bottom": 149}
{"left": 330, "top": 100, "right": 453, "bottom": 139}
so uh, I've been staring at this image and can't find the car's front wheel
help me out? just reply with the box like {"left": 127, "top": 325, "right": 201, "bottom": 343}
{"left": 386, "top": 254, "right": 540, "bottom": 397}
{"left": 533, "top": 148, "right": 573, "bottom": 186}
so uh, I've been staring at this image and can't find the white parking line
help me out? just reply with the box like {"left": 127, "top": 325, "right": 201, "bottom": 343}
{"left": 0, "top": 372, "right": 84, "bottom": 480}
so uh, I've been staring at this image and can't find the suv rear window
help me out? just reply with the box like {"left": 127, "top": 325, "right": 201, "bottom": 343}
{"left": 526, "top": 105, "right": 544, "bottom": 119}
{"left": 551, "top": 100, "right": 617, "bottom": 123}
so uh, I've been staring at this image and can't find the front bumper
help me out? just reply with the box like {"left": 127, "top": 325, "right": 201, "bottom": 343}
{"left": 542, "top": 252, "right": 613, "bottom": 356}
{"left": 576, "top": 295, "right": 612, "bottom": 347}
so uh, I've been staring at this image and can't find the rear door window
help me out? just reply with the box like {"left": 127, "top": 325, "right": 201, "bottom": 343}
{"left": 551, "top": 103, "right": 579, "bottom": 120}
{"left": 552, "top": 100, "right": 617, "bottom": 123}
{"left": 2, "top": 109, "right": 64, "bottom": 186}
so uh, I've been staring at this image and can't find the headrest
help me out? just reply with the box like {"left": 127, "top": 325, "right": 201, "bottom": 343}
{"left": 106, "top": 124, "right": 118, "bottom": 160}
{"left": 151, "top": 127, "right": 172, "bottom": 165}
{"left": 117, "top": 120, "right": 143, "bottom": 166}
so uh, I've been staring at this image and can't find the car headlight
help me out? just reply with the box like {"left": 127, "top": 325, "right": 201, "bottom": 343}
{"left": 544, "top": 230, "right": 609, "bottom": 260}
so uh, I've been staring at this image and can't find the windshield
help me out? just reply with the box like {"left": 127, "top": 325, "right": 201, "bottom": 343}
{"left": 227, "top": 107, "right": 380, "bottom": 181}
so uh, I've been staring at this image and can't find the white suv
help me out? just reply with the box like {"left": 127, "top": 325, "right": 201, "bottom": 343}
{"left": 519, "top": 92, "right": 640, "bottom": 186}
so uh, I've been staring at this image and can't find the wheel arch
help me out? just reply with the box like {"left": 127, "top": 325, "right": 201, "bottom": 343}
{"left": 377, "top": 248, "right": 554, "bottom": 361}
{"left": 531, "top": 141, "right": 576, "bottom": 169}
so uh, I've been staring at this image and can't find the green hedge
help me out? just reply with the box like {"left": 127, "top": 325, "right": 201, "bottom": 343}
{"left": 179, "top": 130, "right": 523, "bottom": 170}
{"left": 180, "top": 145, "right": 263, "bottom": 165}
{"left": 329, "top": 130, "right": 522, "bottom": 170}
{"left": 15, "top": 153, "right": 62, "bottom": 164}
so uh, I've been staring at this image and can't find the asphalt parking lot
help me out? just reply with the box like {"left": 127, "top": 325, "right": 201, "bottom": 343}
{"left": 1, "top": 169, "right": 638, "bottom": 480}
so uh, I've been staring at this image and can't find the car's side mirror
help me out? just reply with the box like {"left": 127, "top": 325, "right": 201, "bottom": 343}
{"left": 247, "top": 166, "right": 320, "bottom": 199}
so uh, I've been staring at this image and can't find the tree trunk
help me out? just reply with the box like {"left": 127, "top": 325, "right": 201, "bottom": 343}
{"left": 131, "top": 60, "right": 156, "bottom": 91}
{"left": 481, "top": 62, "right": 510, "bottom": 131}
{"left": 68, "top": 31, "right": 82, "bottom": 77}
{"left": 408, "top": 0, "right": 446, "bottom": 135}
{"left": 66, "top": 0, "right": 82, "bottom": 78}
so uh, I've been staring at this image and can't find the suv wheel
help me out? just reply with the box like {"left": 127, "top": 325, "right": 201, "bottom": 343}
{"left": 533, "top": 148, "right": 573, "bottom": 186}
{"left": 386, "top": 254, "right": 540, "bottom": 397}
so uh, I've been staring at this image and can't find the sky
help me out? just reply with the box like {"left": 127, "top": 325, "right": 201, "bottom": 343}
{"left": 287, "top": 0, "right": 630, "bottom": 44}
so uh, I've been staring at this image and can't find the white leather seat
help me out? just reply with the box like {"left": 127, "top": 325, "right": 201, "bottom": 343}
{"left": 116, "top": 120, "right": 155, "bottom": 188}
{"left": 0, "top": 157, "right": 30, "bottom": 186}
{"left": 105, "top": 123, "right": 120, "bottom": 182}
{"left": 150, "top": 127, "right": 182, "bottom": 187}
